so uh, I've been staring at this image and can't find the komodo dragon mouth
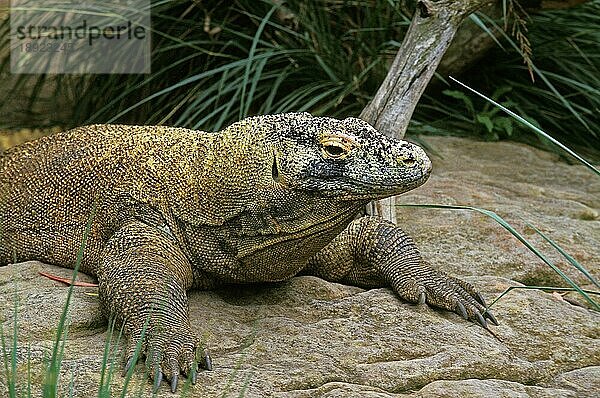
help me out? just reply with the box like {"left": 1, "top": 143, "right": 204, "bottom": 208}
{"left": 311, "top": 171, "right": 432, "bottom": 200}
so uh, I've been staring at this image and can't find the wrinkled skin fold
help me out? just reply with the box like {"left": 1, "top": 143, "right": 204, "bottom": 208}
{"left": 0, "top": 113, "right": 497, "bottom": 392}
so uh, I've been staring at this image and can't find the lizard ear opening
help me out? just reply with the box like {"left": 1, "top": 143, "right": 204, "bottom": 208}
{"left": 271, "top": 155, "right": 280, "bottom": 182}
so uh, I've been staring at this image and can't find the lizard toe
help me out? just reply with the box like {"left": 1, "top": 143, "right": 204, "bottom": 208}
{"left": 475, "top": 311, "right": 488, "bottom": 328}
{"left": 393, "top": 278, "right": 427, "bottom": 304}
{"left": 121, "top": 328, "right": 148, "bottom": 377}
{"left": 484, "top": 309, "right": 499, "bottom": 326}
{"left": 122, "top": 356, "right": 136, "bottom": 377}
{"left": 152, "top": 368, "right": 164, "bottom": 394}
{"left": 171, "top": 373, "right": 178, "bottom": 393}
{"left": 456, "top": 301, "right": 468, "bottom": 320}
{"left": 198, "top": 347, "right": 213, "bottom": 371}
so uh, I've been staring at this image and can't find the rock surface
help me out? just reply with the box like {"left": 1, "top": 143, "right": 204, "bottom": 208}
{"left": 1, "top": 136, "right": 598, "bottom": 397}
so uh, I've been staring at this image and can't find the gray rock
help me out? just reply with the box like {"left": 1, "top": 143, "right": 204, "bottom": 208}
{"left": 549, "top": 366, "right": 600, "bottom": 397}
{"left": 1, "top": 137, "right": 598, "bottom": 397}
{"left": 412, "top": 379, "right": 575, "bottom": 398}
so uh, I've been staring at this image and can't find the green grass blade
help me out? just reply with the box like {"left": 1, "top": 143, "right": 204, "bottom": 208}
{"left": 397, "top": 203, "right": 600, "bottom": 310}
{"left": 487, "top": 285, "right": 600, "bottom": 310}
{"left": 192, "top": 103, "right": 232, "bottom": 131}
{"left": 43, "top": 203, "right": 97, "bottom": 397}
{"left": 240, "top": 5, "right": 278, "bottom": 119}
{"left": 238, "top": 371, "right": 254, "bottom": 398}
{"left": 298, "top": 84, "right": 343, "bottom": 112}
{"left": 469, "top": 13, "right": 505, "bottom": 50}
{"left": 106, "top": 319, "right": 125, "bottom": 398}
{"left": 97, "top": 317, "right": 116, "bottom": 398}
{"left": 244, "top": 56, "right": 270, "bottom": 118}
{"left": 533, "top": 70, "right": 600, "bottom": 100}
{"left": 27, "top": 343, "right": 32, "bottom": 398}
{"left": 68, "top": 368, "right": 75, "bottom": 398}
{"left": 214, "top": 84, "right": 244, "bottom": 131}
{"left": 314, "top": 54, "right": 340, "bottom": 83}
{"left": 0, "top": 318, "right": 14, "bottom": 398}
{"left": 10, "top": 284, "right": 17, "bottom": 398}
{"left": 261, "top": 65, "right": 292, "bottom": 114}
{"left": 104, "top": 320, "right": 125, "bottom": 397}
{"left": 120, "top": 310, "right": 151, "bottom": 398}
{"left": 448, "top": 76, "right": 600, "bottom": 177}
{"left": 524, "top": 220, "right": 600, "bottom": 289}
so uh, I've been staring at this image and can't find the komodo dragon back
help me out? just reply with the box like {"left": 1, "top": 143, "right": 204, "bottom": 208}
{"left": 0, "top": 112, "right": 497, "bottom": 393}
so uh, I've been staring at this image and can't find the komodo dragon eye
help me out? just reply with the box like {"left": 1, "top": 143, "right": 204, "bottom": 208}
{"left": 323, "top": 144, "right": 346, "bottom": 158}
{"left": 319, "top": 134, "right": 358, "bottom": 160}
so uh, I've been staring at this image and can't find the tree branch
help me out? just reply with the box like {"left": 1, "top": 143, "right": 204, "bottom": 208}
{"left": 360, "top": 0, "right": 492, "bottom": 222}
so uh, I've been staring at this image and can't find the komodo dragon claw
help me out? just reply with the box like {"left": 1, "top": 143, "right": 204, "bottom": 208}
{"left": 120, "top": 324, "right": 211, "bottom": 392}
{"left": 200, "top": 348, "right": 213, "bottom": 371}
{"left": 170, "top": 374, "right": 178, "bottom": 393}
{"left": 456, "top": 302, "right": 469, "bottom": 320}
{"left": 475, "top": 292, "right": 487, "bottom": 307}
{"left": 418, "top": 292, "right": 426, "bottom": 305}
{"left": 484, "top": 310, "right": 499, "bottom": 326}
{"left": 153, "top": 370, "right": 164, "bottom": 393}
{"left": 475, "top": 312, "right": 488, "bottom": 328}
{"left": 122, "top": 356, "right": 135, "bottom": 377}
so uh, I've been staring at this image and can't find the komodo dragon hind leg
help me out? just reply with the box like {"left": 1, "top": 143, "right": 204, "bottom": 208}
{"left": 98, "top": 221, "right": 211, "bottom": 393}
{"left": 305, "top": 216, "right": 498, "bottom": 328}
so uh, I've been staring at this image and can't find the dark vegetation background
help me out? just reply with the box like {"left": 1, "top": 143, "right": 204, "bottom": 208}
{"left": 0, "top": 0, "right": 598, "bottom": 158}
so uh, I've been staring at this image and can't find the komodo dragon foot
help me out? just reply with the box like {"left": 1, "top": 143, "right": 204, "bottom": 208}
{"left": 305, "top": 216, "right": 498, "bottom": 329}
{"left": 121, "top": 326, "right": 212, "bottom": 393}
{"left": 395, "top": 265, "right": 499, "bottom": 328}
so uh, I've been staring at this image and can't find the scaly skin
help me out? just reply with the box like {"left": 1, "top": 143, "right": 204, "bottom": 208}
{"left": 0, "top": 113, "right": 496, "bottom": 392}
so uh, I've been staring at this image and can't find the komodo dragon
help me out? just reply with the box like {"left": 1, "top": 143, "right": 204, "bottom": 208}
{"left": 0, "top": 113, "right": 497, "bottom": 392}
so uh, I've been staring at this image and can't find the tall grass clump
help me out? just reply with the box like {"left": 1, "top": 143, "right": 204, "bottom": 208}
{"left": 0, "top": 0, "right": 411, "bottom": 131}
{"left": 413, "top": 1, "right": 600, "bottom": 155}
{"left": 1, "top": 0, "right": 598, "bottom": 155}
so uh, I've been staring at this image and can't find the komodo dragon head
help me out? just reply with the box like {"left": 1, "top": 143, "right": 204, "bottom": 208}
{"left": 264, "top": 112, "right": 432, "bottom": 200}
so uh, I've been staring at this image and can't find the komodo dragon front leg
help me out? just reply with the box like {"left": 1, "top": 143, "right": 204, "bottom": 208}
{"left": 305, "top": 216, "right": 498, "bottom": 326}
{"left": 97, "top": 221, "right": 211, "bottom": 392}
